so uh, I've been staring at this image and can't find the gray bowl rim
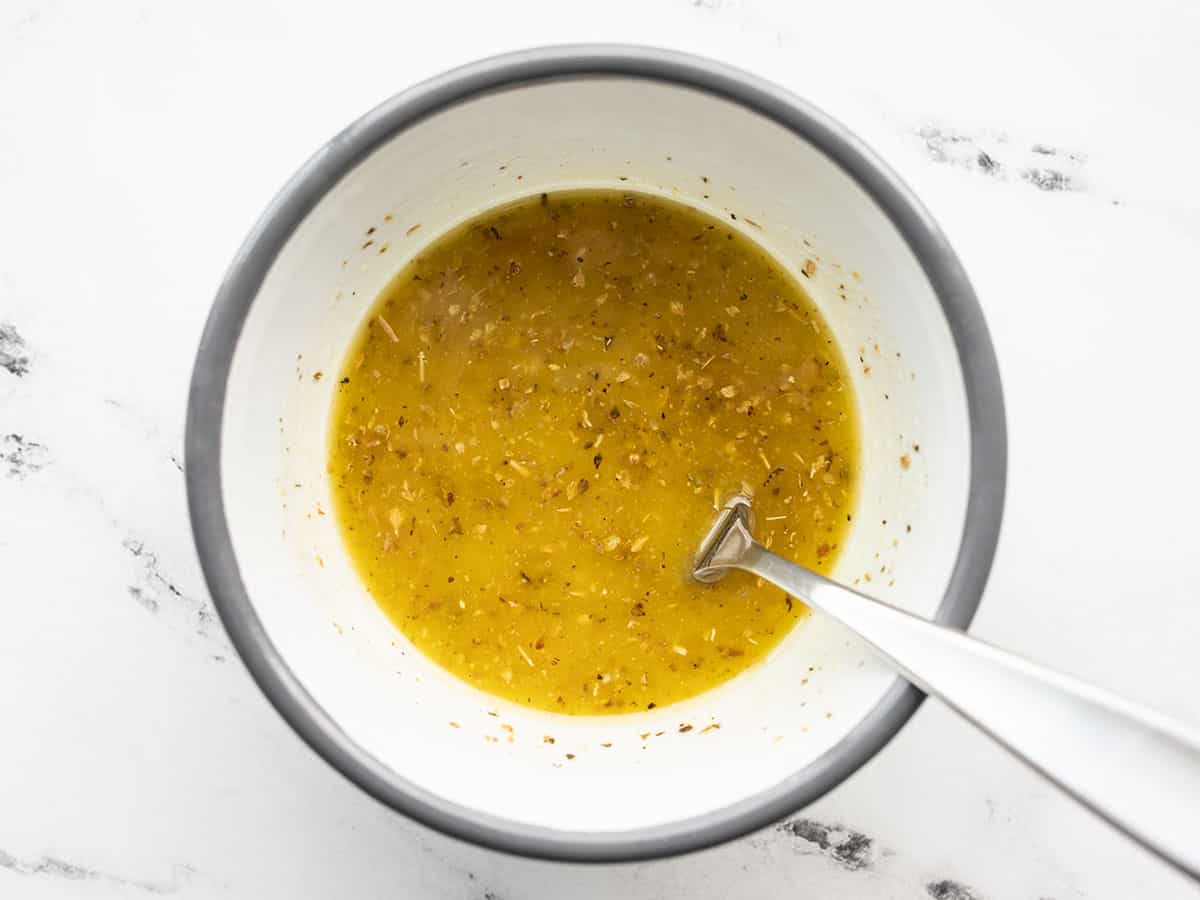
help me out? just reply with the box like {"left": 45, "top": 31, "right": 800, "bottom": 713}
{"left": 185, "top": 43, "right": 1007, "bottom": 863}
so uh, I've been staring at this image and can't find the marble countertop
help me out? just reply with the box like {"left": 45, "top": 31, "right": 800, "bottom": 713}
{"left": 3, "top": 1, "right": 1199, "bottom": 897}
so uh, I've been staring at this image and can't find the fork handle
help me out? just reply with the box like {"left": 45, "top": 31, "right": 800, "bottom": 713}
{"left": 743, "top": 542, "right": 1200, "bottom": 880}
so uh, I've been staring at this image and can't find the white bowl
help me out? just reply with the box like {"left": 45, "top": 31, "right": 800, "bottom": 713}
{"left": 186, "top": 45, "right": 1006, "bottom": 861}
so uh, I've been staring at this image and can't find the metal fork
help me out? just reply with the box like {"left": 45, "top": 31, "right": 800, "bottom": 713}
{"left": 693, "top": 495, "right": 1200, "bottom": 880}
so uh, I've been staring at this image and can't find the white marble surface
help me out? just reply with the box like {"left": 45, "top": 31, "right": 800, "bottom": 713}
{"left": 3, "top": 1, "right": 1200, "bottom": 897}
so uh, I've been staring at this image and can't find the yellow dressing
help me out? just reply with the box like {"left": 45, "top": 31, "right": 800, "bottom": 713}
{"left": 329, "top": 190, "right": 859, "bottom": 714}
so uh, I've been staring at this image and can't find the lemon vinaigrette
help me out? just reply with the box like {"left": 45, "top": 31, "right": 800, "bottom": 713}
{"left": 328, "top": 190, "right": 859, "bottom": 714}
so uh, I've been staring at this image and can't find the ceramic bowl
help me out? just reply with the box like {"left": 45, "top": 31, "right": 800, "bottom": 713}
{"left": 186, "top": 44, "right": 1006, "bottom": 861}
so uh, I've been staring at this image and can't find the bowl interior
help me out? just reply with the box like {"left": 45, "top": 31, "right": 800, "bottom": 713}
{"left": 218, "top": 75, "right": 971, "bottom": 833}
